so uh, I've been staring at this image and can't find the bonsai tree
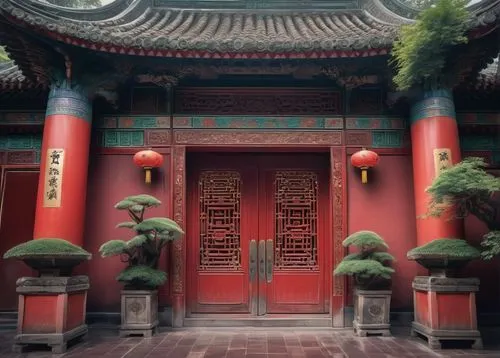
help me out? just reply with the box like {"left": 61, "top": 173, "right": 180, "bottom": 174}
{"left": 3, "top": 238, "right": 91, "bottom": 276}
{"left": 390, "top": 0, "right": 469, "bottom": 91}
{"left": 334, "top": 231, "right": 395, "bottom": 289}
{"left": 425, "top": 157, "right": 500, "bottom": 259}
{"left": 407, "top": 238, "right": 481, "bottom": 276}
{"left": 99, "top": 194, "right": 184, "bottom": 290}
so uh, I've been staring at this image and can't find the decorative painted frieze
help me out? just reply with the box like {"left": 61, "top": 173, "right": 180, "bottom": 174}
{"left": 456, "top": 112, "right": 500, "bottom": 126}
{"left": 173, "top": 116, "right": 344, "bottom": 129}
{"left": 0, "top": 133, "right": 42, "bottom": 164}
{"left": 0, "top": 112, "right": 45, "bottom": 125}
{"left": 372, "top": 131, "right": 405, "bottom": 148}
{"left": 97, "top": 116, "right": 170, "bottom": 129}
{"left": 102, "top": 130, "right": 145, "bottom": 147}
{"left": 345, "top": 116, "right": 406, "bottom": 130}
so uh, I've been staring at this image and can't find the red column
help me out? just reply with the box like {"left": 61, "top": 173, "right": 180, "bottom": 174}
{"left": 33, "top": 85, "right": 92, "bottom": 246}
{"left": 410, "top": 89, "right": 462, "bottom": 246}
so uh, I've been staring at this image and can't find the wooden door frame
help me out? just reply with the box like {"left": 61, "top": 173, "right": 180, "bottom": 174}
{"left": 170, "top": 130, "right": 348, "bottom": 328}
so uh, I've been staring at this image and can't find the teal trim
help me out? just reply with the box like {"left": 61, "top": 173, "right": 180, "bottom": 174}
{"left": 0, "top": 134, "right": 42, "bottom": 150}
{"left": 103, "top": 130, "right": 144, "bottom": 147}
{"left": 372, "top": 131, "right": 404, "bottom": 148}
{"left": 460, "top": 135, "right": 500, "bottom": 151}
{"left": 46, "top": 87, "right": 92, "bottom": 123}
{"left": 173, "top": 115, "right": 344, "bottom": 129}
{"left": 410, "top": 89, "right": 456, "bottom": 124}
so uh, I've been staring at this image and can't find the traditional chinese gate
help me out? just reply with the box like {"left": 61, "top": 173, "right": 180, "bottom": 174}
{"left": 186, "top": 153, "right": 331, "bottom": 317}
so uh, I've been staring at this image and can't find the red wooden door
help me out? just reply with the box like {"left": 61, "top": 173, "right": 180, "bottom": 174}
{"left": 187, "top": 153, "right": 330, "bottom": 316}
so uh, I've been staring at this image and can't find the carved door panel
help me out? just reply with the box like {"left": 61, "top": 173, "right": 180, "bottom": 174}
{"left": 187, "top": 154, "right": 329, "bottom": 316}
{"left": 188, "top": 157, "right": 258, "bottom": 314}
{"left": 258, "top": 160, "right": 329, "bottom": 314}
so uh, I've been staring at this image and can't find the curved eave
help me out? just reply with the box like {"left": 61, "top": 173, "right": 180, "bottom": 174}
{"left": 0, "top": 0, "right": 403, "bottom": 59}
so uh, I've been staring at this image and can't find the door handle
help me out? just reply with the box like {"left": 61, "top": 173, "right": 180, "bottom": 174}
{"left": 266, "top": 239, "right": 273, "bottom": 283}
{"left": 249, "top": 240, "right": 257, "bottom": 282}
{"left": 258, "top": 240, "right": 266, "bottom": 281}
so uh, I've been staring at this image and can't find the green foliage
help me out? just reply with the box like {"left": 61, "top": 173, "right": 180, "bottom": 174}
{"left": 0, "top": 47, "right": 9, "bottom": 62}
{"left": 117, "top": 265, "right": 167, "bottom": 289}
{"left": 342, "top": 230, "right": 388, "bottom": 251}
{"left": 407, "top": 238, "right": 481, "bottom": 260}
{"left": 99, "top": 194, "right": 183, "bottom": 289}
{"left": 480, "top": 231, "right": 500, "bottom": 260}
{"left": 426, "top": 158, "right": 500, "bottom": 226}
{"left": 425, "top": 157, "right": 500, "bottom": 259}
{"left": 390, "top": 0, "right": 469, "bottom": 91}
{"left": 116, "top": 221, "right": 136, "bottom": 229}
{"left": 135, "top": 217, "right": 184, "bottom": 235}
{"left": 99, "top": 240, "right": 127, "bottom": 258}
{"left": 44, "top": 0, "right": 102, "bottom": 8}
{"left": 334, "top": 260, "right": 394, "bottom": 280}
{"left": 334, "top": 231, "right": 395, "bottom": 286}
{"left": 3, "top": 238, "right": 91, "bottom": 259}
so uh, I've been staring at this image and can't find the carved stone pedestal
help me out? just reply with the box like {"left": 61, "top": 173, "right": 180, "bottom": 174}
{"left": 120, "top": 290, "right": 159, "bottom": 338}
{"left": 353, "top": 289, "right": 392, "bottom": 337}
{"left": 411, "top": 276, "right": 482, "bottom": 349}
{"left": 13, "top": 275, "right": 89, "bottom": 354}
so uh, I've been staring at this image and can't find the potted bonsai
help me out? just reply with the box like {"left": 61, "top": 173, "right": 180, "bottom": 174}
{"left": 334, "top": 230, "right": 395, "bottom": 337}
{"left": 99, "top": 194, "right": 183, "bottom": 338}
{"left": 425, "top": 157, "right": 500, "bottom": 260}
{"left": 3, "top": 238, "right": 91, "bottom": 353}
{"left": 404, "top": 157, "right": 496, "bottom": 349}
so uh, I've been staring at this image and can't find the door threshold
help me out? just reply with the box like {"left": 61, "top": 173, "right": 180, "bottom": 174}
{"left": 184, "top": 314, "right": 332, "bottom": 327}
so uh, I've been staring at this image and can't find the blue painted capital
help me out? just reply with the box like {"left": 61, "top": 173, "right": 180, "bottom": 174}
{"left": 410, "top": 89, "right": 456, "bottom": 125}
{"left": 46, "top": 83, "right": 92, "bottom": 123}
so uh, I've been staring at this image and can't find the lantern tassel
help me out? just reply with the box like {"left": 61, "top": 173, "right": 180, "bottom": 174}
{"left": 361, "top": 169, "right": 368, "bottom": 184}
{"left": 145, "top": 168, "right": 152, "bottom": 184}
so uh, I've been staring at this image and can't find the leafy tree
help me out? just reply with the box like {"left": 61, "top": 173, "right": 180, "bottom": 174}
{"left": 0, "top": 47, "right": 9, "bottom": 62}
{"left": 44, "top": 0, "right": 102, "bottom": 8}
{"left": 334, "top": 231, "right": 395, "bottom": 289}
{"left": 390, "top": 0, "right": 469, "bottom": 91}
{"left": 99, "top": 194, "right": 184, "bottom": 289}
{"left": 426, "top": 157, "right": 500, "bottom": 259}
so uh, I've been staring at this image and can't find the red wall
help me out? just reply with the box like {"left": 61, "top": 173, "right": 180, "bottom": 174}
{"left": 81, "top": 151, "right": 171, "bottom": 312}
{"left": 347, "top": 155, "right": 419, "bottom": 310}
{"left": 0, "top": 169, "right": 38, "bottom": 310}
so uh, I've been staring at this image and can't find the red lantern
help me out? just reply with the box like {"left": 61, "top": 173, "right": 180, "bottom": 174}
{"left": 351, "top": 148, "right": 379, "bottom": 184}
{"left": 133, "top": 149, "right": 164, "bottom": 184}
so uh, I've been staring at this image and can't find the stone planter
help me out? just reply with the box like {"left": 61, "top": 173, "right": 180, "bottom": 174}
{"left": 13, "top": 275, "right": 89, "bottom": 354}
{"left": 353, "top": 288, "right": 391, "bottom": 337}
{"left": 411, "top": 276, "right": 482, "bottom": 349}
{"left": 120, "top": 290, "right": 159, "bottom": 338}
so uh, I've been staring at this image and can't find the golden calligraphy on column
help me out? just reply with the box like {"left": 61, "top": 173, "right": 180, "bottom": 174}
{"left": 43, "top": 148, "right": 65, "bottom": 208}
{"left": 433, "top": 148, "right": 452, "bottom": 177}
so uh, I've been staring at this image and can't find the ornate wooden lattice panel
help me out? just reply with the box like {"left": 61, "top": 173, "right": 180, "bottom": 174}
{"left": 274, "top": 171, "right": 319, "bottom": 270}
{"left": 198, "top": 171, "right": 242, "bottom": 271}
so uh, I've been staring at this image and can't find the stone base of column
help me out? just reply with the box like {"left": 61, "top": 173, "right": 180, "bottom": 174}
{"left": 411, "top": 276, "right": 482, "bottom": 349}
{"left": 13, "top": 275, "right": 89, "bottom": 354}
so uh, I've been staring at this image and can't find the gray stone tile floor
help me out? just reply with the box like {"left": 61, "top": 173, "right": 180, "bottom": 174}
{"left": 1, "top": 326, "right": 500, "bottom": 357}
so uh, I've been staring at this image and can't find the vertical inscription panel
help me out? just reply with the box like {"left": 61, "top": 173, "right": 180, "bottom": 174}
{"left": 199, "top": 171, "right": 242, "bottom": 271}
{"left": 274, "top": 171, "right": 319, "bottom": 270}
{"left": 43, "top": 148, "right": 65, "bottom": 208}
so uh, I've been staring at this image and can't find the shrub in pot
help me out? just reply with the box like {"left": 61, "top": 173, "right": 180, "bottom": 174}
{"left": 99, "top": 194, "right": 183, "bottom": 337}
{"left": 334, "top": 230, "right": 395, "bottom": 336}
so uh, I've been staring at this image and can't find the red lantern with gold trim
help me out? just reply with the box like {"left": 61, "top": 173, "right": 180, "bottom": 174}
{"left": 133, "top": 149, "right": 164, "bottom": 184}
{"left": 351, "top": 148, "right": 379, "bottom": 184}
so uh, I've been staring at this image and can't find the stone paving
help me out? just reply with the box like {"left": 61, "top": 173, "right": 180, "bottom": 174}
{"left": 1, "top": 326, "right": 500, "bottom": 358}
